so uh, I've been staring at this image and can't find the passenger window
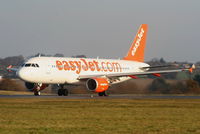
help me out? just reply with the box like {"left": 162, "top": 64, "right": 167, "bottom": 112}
{"left": 36, "top": 64, "right": 39, "bottom": 67}
{"left": 32, "top": 64, "right": 36, "bottom": 67}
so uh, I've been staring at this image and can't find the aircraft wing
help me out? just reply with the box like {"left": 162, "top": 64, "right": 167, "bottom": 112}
{"left": 78, "top": 67, "right": 194, "bottom": 80}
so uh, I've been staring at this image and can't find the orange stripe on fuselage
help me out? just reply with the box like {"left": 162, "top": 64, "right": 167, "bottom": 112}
{"left": 56, "top": 59, "right": 122, "bottom": 74}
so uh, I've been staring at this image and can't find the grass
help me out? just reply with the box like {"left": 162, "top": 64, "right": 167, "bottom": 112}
{"left": 0, "top": 90, "right": 33, "bottom": 95}
{"left": 0, "top": 90, "right": 53, "bottom": 95}
{"left": 0, "top": 98, "right": 200, "bottom": 134}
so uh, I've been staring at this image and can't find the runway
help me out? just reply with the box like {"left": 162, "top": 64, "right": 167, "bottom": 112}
{"left": 1, "top": 94, "right": 200, "bottom": 99}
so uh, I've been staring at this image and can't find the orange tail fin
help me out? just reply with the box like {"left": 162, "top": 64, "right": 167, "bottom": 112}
{"left": 123, "top": 24, "right": 148, "bottom": 62}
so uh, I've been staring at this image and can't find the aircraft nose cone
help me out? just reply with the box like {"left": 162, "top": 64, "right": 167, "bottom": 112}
{"left": 17, "top": 69, "right": 25, "bottom": 80}
{"left": 17, "top": 68, "right": 30, "bottom": 81}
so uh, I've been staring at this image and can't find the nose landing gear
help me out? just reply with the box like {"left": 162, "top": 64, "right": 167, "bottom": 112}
{"left": 34, "top": 90, "right": 41, "bottom": 96}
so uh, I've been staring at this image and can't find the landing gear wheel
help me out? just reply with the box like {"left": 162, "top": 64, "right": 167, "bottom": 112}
{"left": 34, "top": 91, "right": 40, "bottom": 96}
{"left": 58, "top": 89, "right": 69, "bottom": 96}
{"left": 63, "top": 89, "right": 68, "bottom": 96}
{"left": 98, "top": 91, "right": 108, "bottom": 96}
{"left": 58, "top": 89, "right": 63, "bottom": 96}
{"left": 98, "top": 92, "right": 104, "bottom": 96}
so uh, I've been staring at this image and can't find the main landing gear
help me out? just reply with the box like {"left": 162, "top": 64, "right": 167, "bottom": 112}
{"left": 98, "top": 91, "right": 108, "bottom": 96}
{"left": 58, "top": 85, "right": 69, "bottom": 96}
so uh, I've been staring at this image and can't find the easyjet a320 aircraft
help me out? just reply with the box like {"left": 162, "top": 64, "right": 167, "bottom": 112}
{"left": 7, "top": 24, "right": 195, "bottom": 96}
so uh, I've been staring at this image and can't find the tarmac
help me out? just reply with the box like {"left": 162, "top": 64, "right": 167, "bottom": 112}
{"left": 1, "top": 94, "right": 200, "bottom": 99}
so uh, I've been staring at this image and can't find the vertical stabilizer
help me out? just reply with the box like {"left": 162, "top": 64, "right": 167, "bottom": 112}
{"left": 123, "top": 24, "right": 148, "bottom": 62}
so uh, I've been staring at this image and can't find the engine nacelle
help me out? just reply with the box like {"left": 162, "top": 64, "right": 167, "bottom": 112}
{"left": 86, "top": 78, "right": 109, "bottom": 93}
{"left": 25, "top": 82, "right": 48, "bottom": 91}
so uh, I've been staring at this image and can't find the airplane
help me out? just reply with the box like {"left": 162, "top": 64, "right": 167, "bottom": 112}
{"left": 7, "top": 24, "right": 195, "bottom": 96}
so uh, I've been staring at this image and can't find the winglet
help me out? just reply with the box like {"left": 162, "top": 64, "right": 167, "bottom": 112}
{"left": 189, "top": 64, "right": 196, "bottom": 73}
{"left": 123, "top": 24, "right": 148, "bottom": 62}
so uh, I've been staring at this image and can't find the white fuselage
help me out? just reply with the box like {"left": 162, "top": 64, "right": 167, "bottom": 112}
{"left": 17, "top": 57, "right": 149, "bottom": 85}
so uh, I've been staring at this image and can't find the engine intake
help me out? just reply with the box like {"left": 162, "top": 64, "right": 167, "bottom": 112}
{"left": 86, "top": 78, "right": 109, "bottom": 93}
{"left": 25, "top": 82, "right": 35, "bottom": 91}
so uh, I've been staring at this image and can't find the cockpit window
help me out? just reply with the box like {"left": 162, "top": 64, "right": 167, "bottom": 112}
{"left": 23, "top": 63, "right": 40, "bottom": 68}
{"left": 32, "top": 64, "right": 36, "bottom": 67}
{"left": 25, "top": 64, "right": 31, "bottom": 67}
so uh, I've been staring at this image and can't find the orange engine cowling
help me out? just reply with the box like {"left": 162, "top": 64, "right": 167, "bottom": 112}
{"left": 86, "top": 78, "right": 109, "bottom": 93}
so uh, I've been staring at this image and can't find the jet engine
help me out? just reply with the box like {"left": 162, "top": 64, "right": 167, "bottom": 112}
{"left": 86, "top": 78, "right": 109, "bottom": 93}
{"left": 25, "top": 82, "right": 48, "bottom": 91}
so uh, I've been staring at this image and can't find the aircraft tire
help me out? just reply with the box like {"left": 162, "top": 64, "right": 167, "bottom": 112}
{"left": 63, "top": 89, "right": 69, "bottom": 96}
{"left": 98, "top": 91, "right": 108, "bottom": 96}
{"left": 98, "top": 92, "right": 104, "bottom": 96}
{"left": 34, "top": 91, "right": 40, "bottom": 96}
{"left": 58, "top": 89, "right": 63, "bottom": 96}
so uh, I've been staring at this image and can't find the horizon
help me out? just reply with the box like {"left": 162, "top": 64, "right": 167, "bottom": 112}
{"left": 0, "top": 54, "right": 197, "bottom": 63}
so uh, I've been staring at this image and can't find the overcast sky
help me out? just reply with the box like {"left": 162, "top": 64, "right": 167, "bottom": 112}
{"left": 0, "top": 0, "right": 200, "bottom": 62}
